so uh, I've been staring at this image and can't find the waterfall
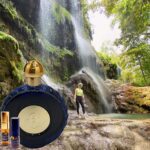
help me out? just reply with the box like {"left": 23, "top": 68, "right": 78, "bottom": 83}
{"left": 41, "top": 75, "right": 60, "bottom": 90}
{"left": 39, "top": 0, "right": 112, "bottom": 113}
{"left": 70, "top": 0, "right": 112, "bottom": 112}
{"left": 81, "top": 68, "right": 111, "bottom": 113}
{"left": 39, "top": 0, "right": 51, "bottom": 38}
{"left": 39, "top": 0, "right": 58, "bottom": 89}
{"left": 71, "top": 17, "right": 98, "bottom": 70}
{"left": 70, "top": 1, "right": 97, "bottom": 71}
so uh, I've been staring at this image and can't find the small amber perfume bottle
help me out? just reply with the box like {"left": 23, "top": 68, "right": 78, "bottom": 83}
{"left": 1, "top": 111, "right": 10, "bottom": 146}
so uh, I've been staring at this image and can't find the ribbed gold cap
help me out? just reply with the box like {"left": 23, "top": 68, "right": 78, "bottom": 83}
{"left": 24, "top": 60, "right": 44, "bottom": 78}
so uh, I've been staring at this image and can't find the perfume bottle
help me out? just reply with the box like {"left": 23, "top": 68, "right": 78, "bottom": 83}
{"left": 1, "top": 111, "right": 10, "bottom": 146}
{"left": 10, "top": 117, "right": 20, "bottom": 149}
{"left": 1, "top": 60, "right": 68, "bottom": 148}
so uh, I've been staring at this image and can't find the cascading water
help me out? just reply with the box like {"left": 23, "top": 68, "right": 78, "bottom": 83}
{"left": 81, "top": 68, "right": 111, "bottom": 112}
{"left": 70, "top": 1, "right": 97, "bottom": 71}
{"left": 41, "top": 75, "right": 60, "bottom": 90}
{"left": 70, "top": 0, "right": 112, "bottom": 112}
{"left": 39, "top": 0, "right": 52, "bottom": 38}
{"left": 39, "top": 0, "right": 112, "bottom": 113}
{"left": 71, "top": 17, "right": 98, "bottom": 71}
{"left": 39, "top": 0, "right": 59, "bottom": 89}
{"left": 39, "top": 0, "right": 51, "bottom": 59}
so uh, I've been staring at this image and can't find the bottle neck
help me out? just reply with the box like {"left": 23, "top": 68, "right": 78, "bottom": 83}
{"left": 25, "top": 77, "right": 41, "bottom": 86}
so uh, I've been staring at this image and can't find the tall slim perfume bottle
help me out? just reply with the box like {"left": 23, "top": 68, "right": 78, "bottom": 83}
{"left": 1, "top": 111, "right": 10, "bottom": 146}
{"left": 10, "top": 117, "right": 20, "bottom": 149}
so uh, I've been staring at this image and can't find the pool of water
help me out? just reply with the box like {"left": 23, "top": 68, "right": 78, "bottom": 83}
{"left": 98, "top": 113, "right": 150, "bottom": 119}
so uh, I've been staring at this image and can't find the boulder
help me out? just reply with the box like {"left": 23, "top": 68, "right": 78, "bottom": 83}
{"left": 67, "top": 68, "right": 112, "bottom": 114}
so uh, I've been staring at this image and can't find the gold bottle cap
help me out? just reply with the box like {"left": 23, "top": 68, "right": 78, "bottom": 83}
{"left": 24, "top": 60, "right": 44, "bottom": 78}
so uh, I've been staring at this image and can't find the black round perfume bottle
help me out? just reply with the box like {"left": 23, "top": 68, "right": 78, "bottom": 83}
{"left": 1, "top": 60, "right": 68, "bottom": 148}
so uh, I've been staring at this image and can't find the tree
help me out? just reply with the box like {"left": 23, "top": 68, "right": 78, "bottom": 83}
{"left": 120, "top": 43, "right": 150, "bottom": 85}
{"left": 90, "top": 0, "right": 150, "bottom": 85}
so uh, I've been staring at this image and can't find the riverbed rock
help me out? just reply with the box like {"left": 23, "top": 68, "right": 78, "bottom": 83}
{"left": 2, "top": 110, "right": 147, "bottom": 150}
{"left": 105, "top": 79, "right": 150, "bottom": 113}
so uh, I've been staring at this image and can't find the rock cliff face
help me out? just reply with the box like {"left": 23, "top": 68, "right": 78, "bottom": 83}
{"left": 0, "top": 0, "right": 97, "bottom": 103}
{"left": 0, "top": 0, "right": 89, "bottom": 102}
{"left": 11, "top": 0, "right": 77, "bottom": 50}
{"left": 11, "top": 0, "right": 40, "bottom": 26}
{"left": 0, "top": 31, "right": 24, "bottom": 104}
{"left": 0, "top": 0, "right": 82, "bottom": 83}
{"left": 105, "top": 79, "right": 150, "bottom": 113}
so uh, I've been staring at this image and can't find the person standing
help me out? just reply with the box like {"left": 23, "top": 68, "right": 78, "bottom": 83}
{"left": 74, "top": 83, "right": 85, "bottom": 118}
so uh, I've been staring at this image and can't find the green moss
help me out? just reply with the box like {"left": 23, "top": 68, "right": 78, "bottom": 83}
{"left": 0, "top": 0, "right": 18, "bottom": 19}
{"left": 97, "top": 51, "right": 118, "bottom": 79}
{"left": 62, "top": 66, "right": 69, "bottom": 81}
{"left": 0, "top": 31, "right": 18, "bottom": 44}
{"left": 125, "top": 86, "right": 150, "bottom": 112}
{"left": 41, "top": 35, "right": 74, "bottom": 58}
{"left": 0, "top": 31, "right": 23, "bottom": 85}
{"left": 10, "top": 61, "right": 23, "bottom": 83}
{"left": 51, "top": 1, "right": 71, "bottom": 24}
{"left": 0, "top": 23, "right": 7, "bottom": 32}
{"left": 0, "top": 0, "right": 74, "bottom": 62}
{"left": 80, "top": 0, "right": 92, "bottom": 38}
{"left": 59, "top": 48, "right": 74, "bottom": 57}
{"left": 0, "top": 0, "right": 38, "bottom": 50}
{"left": 0, "top": 0, "right": 76, "bottom": 83}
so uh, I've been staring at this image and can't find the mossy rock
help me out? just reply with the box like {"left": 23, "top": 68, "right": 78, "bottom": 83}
{"left": 0, "top": 31, "right": 23, "bottom": 104}
{"left": 117, "top": 86, "right": 150, "bottom": 113}
{"left": 51, "top": 0, "right": 71, "bottom": 24}
{"left": 0, "top": 31, "right": 23, "bottom": 82}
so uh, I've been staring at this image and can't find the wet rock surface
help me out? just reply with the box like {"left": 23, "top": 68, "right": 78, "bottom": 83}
{"left": 1, "top": 110, "right": 150, "bottom": 150}
{"left": 67, "top": 68, "right": 112, "bottom": 114}
{"left": 105, "top": 79, "right": 150, "bottom": 113}
{"left": 34, "top": 111, "right": 150, "bottom": 150}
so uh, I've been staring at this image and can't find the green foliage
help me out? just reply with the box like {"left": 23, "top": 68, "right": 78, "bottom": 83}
{"left": 0, "top": 31, "right": 18, "bottom": 43}
{"left": 62, "top": 66, "right": 69, "bottom": 81}
{"left": 0, "top": 23, "right": 7, "bottom": 32}
{"left": 81, "top": 0, "right": 92, "bottom": 38}
{"left": 10, "top": 61, "right": 23, "bottom": 83}
{"left": 88, "top": 0, "right": 101, "bottom": 11}
{"left": 120, "top": 43, "right": 150, "bottom": 86}
{"left": 0, "top": 31, "right": 23, "bottom": 84}
{"left": 51, "top": 0, "right": 71, "bottom": 24}
{"left": 0, "top": 0, "right": 76, "bottom": 84}
{"left": 91, "top": 0, "right": 150, "bottom": 86}
{"left": 0, "top": 0, "right": 18, "bottom": 19}
{"left": 124, "top": 86, "right": 150, "bottom": 110}
{"left": 41, "top": 36, "right": 74, "bottom": 58}
{"left": 100, "top": 0, "right": 149, "bottom": 47}
{"left": 97, "top": 51, "right": 119, "bottom": 79}
{"left": 0, "top": 0, "right": 37, "bottom": 46}
{"left": 97, "top": 51, "right": 112, "bottom": 63}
